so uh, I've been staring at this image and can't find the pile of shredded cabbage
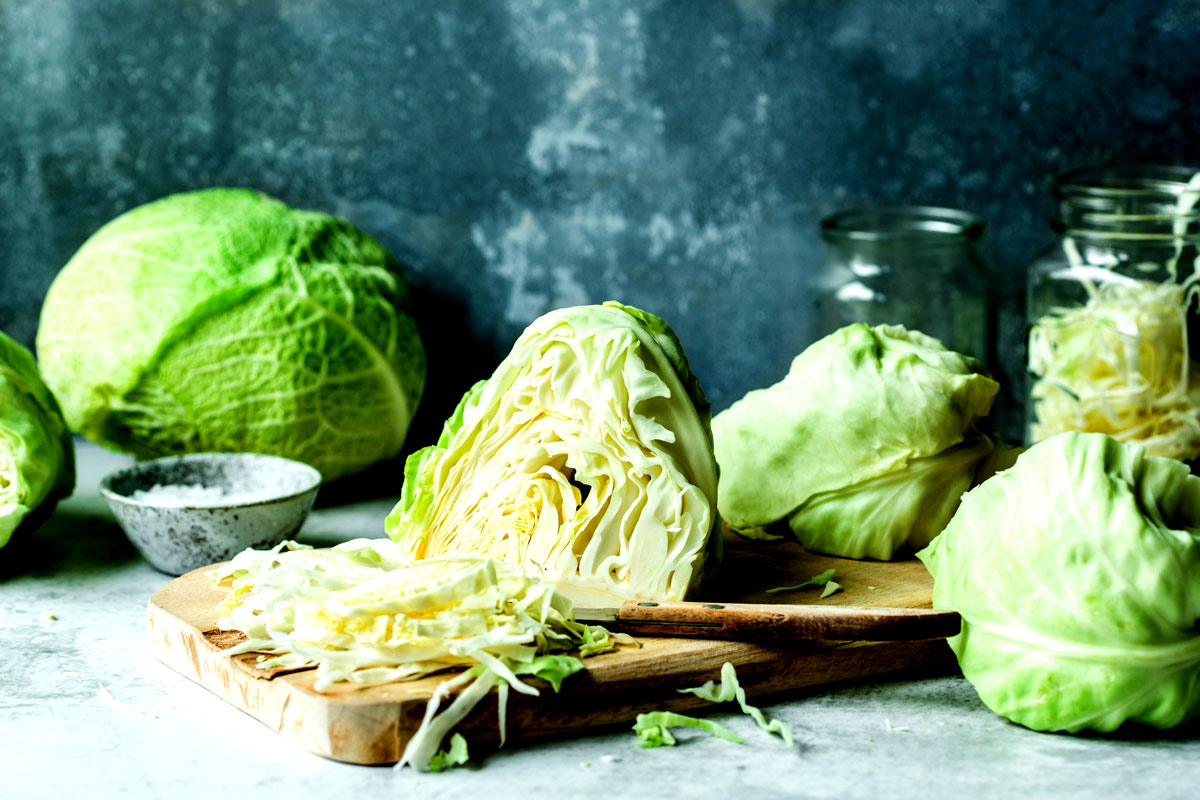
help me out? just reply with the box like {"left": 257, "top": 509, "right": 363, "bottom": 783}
{"left": 211, "top": 539, "right": 628, "bottom": 771}
{"left": 1029, "top": 174, "right": 1200, "bottom": 460}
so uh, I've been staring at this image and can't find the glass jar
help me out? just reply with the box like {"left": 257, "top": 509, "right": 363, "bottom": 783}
{"left": 1026, "top": 164, "right": 1200, "bottom": 461}
{"left": 816, "top": 206, "right": 991, "bottom": 363}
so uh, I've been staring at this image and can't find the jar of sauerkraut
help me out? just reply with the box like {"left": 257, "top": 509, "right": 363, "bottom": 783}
{"left": 1026, "top": 165, "right": 1200, "bottom": 461}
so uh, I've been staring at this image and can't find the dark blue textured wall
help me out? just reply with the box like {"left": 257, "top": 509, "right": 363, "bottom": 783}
{"left": 3, "top": 0, "right": 1199, "bottom": 443}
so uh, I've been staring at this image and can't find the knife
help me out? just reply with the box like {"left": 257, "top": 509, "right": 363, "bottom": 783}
{"left": 573, "top": 600, "right": 961, "bottom": 642}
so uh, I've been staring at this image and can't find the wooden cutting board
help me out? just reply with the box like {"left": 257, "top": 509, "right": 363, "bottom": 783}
{"left": 147, "top": 533, "right": 956, "bottom": 764}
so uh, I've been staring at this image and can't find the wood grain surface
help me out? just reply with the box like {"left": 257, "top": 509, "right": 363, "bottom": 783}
{"left": 147, "top": 532, "right": 957, "bottom": 765}
{"left": 596, "top": 599, "right": 960, "bottom": 641}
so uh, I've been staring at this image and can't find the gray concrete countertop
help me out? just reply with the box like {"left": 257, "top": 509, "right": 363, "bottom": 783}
{"left": 2, "top": 441, "right": 1196, "bottom": 798}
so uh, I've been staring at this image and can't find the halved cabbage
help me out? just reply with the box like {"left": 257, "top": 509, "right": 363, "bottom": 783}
{"left": 385, "top": 302, "right": 719, "bottom": 603}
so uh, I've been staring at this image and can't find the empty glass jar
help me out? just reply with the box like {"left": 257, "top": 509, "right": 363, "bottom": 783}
{"left": 816, "top": 206, "right": 991, "bottom": 363}
{"left": 1025, "top": 164, "right": 1200, "bottom": 461}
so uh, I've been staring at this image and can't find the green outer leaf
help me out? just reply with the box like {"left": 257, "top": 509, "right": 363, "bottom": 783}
{"left": 785, "top": 436, "right": 994, "bottom": 560}
{"left": 918, "top": 432, "right": 1200, "bottom": 733}
{"left": 437, "top": 380, "right": 487, "bottom": 450}
{"left": 36, "top": 189, "right": 425, "bottom": 480}
{"left": 384, "top": 380, "right": 486, "bottom": 538}
{"left": 632, "top": 711, "right": 744, "bottom": 747}
{"left": 510, "top": 654, "right": 584, "bottom": 693}
{"left": 725, "top": 524, "right": 784, "bottom": 541}
{"left": 0, "top": 331, "right": 74, "bottom": 547}
{"left": 713, "top": 323, "right": 997, "bottom": 560}
{"left": 426, "top": 733, "right": 470, "bottom": 773}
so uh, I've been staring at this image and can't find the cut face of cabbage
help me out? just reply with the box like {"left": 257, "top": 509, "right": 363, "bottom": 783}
{"left": 386, "top": 302, "right": 719, "bottom": 604}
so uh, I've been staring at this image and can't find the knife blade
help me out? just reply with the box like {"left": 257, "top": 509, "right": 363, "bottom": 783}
{"left": 573, "top": 599, "right": 961, "bottom": 642}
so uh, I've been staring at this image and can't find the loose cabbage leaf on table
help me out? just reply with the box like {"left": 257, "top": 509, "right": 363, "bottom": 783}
{"left": 764, "top": 568, "right": 836, "bottom": 595}
{"left": 633, "top": 662, "right": 793, "bottom": 748}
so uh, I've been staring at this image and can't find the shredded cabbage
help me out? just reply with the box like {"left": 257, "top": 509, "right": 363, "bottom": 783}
{"left": 633, "top": 711, "right": 743, "bottom": 747}
{"left": 677, "top": 662, "right": 794, "bottom": 746}
{"left": 211, "top": 539, "right": 620, "bottom": 770}
{"left": 1028, "top": 172, "right": 1200, "bottom": 460}
{"left": 427, "top": 733, "right": 470, "bottom": 772}
{"left": 632, "top": 662, "right": 794, "bottom": 749}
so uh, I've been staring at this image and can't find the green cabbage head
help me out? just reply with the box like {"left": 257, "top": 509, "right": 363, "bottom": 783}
{"left": 918, "top": 432, "right": 1200, "bottom": 733}
{"left": 0, "top": 331, "right": 74, "bottom": 548}
{"left": 385, "top": 302, "right": 719, "bottom": 604}
{"left": 37, "top": 189, "right": 425, "bottom": 480}
{"left": 713, "top": 323, "right": 998, "bottom": 560}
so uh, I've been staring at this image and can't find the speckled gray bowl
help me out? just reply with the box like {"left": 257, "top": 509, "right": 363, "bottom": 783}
{"left": 99, "top": 453, "right": 322, "bottom": 575}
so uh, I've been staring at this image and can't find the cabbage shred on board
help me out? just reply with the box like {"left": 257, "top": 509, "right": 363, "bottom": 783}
{"left": 385, "top": 302, "right": 719, "bottom": 604}
{"left": 37, "top": 188, "right": 425, "bottom": 480}
{"left": 212, "top": 538, "right": 624, "bottom": 770}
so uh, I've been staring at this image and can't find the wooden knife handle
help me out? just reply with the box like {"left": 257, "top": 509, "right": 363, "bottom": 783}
{"left": 614, "top": 600, "right": 961, "bottom": 642}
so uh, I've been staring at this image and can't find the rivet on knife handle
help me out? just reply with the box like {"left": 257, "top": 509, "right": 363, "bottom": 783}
{"left": 578, "top": 600, "right": 961, "bottom": 641}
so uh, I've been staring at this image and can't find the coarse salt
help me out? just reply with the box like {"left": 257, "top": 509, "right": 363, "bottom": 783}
{"left": 129, "top": 483, "right": 260, "bottom": 507}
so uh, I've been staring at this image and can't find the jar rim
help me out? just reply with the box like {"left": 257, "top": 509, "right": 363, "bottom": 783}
{"left": 821, "top": 205, "right": 984, "bottom": 243}
{"left": 1054, "top": 165, "right": 1200, "bottom": 239}
{"left": 1056, "top": 164, "right": 1200, "bottom": 202}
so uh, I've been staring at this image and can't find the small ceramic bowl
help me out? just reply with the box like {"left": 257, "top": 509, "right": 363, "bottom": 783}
{"left": 99, "top": 452, "right": 322, "bottom": 575}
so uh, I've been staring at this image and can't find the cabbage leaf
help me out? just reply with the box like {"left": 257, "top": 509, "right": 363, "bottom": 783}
{"left": 633, "top": 662, "right": 794, "bottom": 749}
{"left": 677, "top": 662, "right": 794, "bottom": 746}
{"left": 765, "top": 568, "right": 836, "bottom": 595}
{"left": 427, "top": 733, "right": 470, "bottom": 773}
{"left": 633, "top": 712, "right": 744, "bottom": 747}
